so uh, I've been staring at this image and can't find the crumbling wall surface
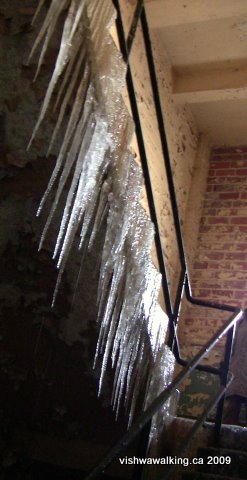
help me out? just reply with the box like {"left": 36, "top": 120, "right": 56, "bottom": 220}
{"left": 0, "top": 1, "right": 130, "bottom": 474}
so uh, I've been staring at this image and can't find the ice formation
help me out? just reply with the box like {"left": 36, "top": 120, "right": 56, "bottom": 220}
{"left": 28, "top": 0, "right": 174, "bottom": 426}
{"left": 145, "top": 344, "right": 177, "bottom": 452}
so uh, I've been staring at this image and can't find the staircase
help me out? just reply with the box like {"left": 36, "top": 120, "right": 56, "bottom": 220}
{"left": 181, "top": 424, "right": 247, "bottom": 480}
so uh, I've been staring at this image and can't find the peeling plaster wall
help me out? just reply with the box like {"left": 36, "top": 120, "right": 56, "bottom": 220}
{"left": 183, "top": 136, "right": 211, "bottom": 272}
{"left": 119, "top": 1, "right": 210, "bottom": 305}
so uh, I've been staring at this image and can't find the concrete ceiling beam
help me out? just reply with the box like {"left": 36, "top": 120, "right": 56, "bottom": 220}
{"left": 173, "top": 61, "right": 247, "bottom": 104}
{"left": 145, "top": 0, "right": 247, "bottom": 29}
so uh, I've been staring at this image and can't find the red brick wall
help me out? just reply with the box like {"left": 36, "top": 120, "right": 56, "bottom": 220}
{"left": 178, "top": 146, "right": 247, "bottom": 417}
{"left": 180, "top": 146, "right": 247, "bottom": 365}
{"left": 193, "top": 145, "right": 247, "bottom": 308}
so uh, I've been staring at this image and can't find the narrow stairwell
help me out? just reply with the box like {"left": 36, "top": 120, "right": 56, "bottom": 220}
{"left": 181, "top": 424, "right": 247, "bottom": 480}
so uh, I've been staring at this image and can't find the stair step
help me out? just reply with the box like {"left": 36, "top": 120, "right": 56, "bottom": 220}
{"left": 195, "top": 446, "right": 247, "bottom": 478}
{"left": 173, "top": 419, "right": 247, "bottom": 479}
{"left": 173, "top": 418, "right": 247, "bottom": 452}
{"left": 217, "top": 425, "right": 247, "bottom": 451}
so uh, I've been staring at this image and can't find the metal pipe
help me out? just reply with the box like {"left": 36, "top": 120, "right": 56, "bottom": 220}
{"left": 167, "top": 268, "right": 186, "bottom": 350}
{"left": 176, "top": 355, "right": 221, "bottom": 375}
{"left": 213, "top": 323, "right": 236, "bottom": 442}
{"left": 170, "top": 276, "right": 238, "bottom": 374}
{"left": 185, "top": 278, "right": 238, "bottom": 313}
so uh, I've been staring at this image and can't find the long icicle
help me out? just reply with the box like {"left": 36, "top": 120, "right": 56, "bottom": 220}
{"left": 27, "top": 0, "right": 86, "bottom": 149}
{"left": 29, "top": 0, "right": 174, "bottom": 437}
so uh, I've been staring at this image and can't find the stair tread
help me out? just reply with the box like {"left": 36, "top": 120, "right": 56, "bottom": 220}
{"left": 171, "top": 418, "right": 247, "bottom": 478}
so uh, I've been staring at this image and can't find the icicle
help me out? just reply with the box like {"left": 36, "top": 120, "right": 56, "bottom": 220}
{"left": 28, "top": 0, "right": 67, "bottom": 66}
{"left": 69, "top": 0, "right": 87, "bottom": 41}
{"left": 31, "top": 0, "right": 47, "bottom": 26}
{"left": 49, "top": 116, "right": 113, "bottom": 302}
{"left": 144, "top": 345, "right": 176, "bottom": 453}
{"left": 78, "top": 161, "right": 109, "bottom": 250}
{"left": 37, "top": 80, "right": 93, "bottom": 220}
{"left": 55, "top": 116, "right": 112, "bottom": 264}
{"left": 28, "top": 0, "right": 87, "bottom": 149}
{"left": 38, "top": 99, "right": 95, "bottom": 252}
{"left": 47, "top": 45, "right": 87, "bottom": 156}
{"left": 29, "top": 0, "right": 174, "bottom": 437}
{"left": 52, "top": 28, "right": 83, "bottom": 113}
{"left": 92, "top": 3, "right": 113, "bottom": 48}
{"left": 50, "top": 108, "right": 96, "bottom": 255}
{"left": 99, "top": 271, "right": 125, "bottom": 366}
{"left": 88, "top": 179, "right": 112, "bottom": 249}
{"left": 33, "top": 5, "right": 67, "bottom": 82}
{"left": 97, "top": 255, "right": 127, "bottom": 391}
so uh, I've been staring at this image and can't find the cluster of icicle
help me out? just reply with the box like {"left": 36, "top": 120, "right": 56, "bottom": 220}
{"left": 28, "top": 0, "right": 173, "bottom": 426}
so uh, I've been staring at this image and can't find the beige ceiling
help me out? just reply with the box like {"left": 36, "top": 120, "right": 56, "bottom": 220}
{"left": 145, "top": 0, "right": 247, "bottom": 146}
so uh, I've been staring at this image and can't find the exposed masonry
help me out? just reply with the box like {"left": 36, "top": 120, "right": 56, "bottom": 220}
{"left": 181, "top": 145, "right": 247, "bottom": 363}
{"left": 193, "top": 145, "right": 247, "bottom": 308}
{"left": 178, "top": 145, "right": 247, "bottom": 417}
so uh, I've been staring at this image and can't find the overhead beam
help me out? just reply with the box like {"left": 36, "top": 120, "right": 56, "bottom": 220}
{"left": 145, "top": 0, "right": 247, "bottom": 29}
{"left": 173, "top": 61, "right": 247, "bottom": 104}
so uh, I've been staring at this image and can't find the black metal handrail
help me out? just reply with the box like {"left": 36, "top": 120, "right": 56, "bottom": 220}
{"left": 83, "top": 2, "right": 244, "bottom": 479}
{"left": 113, "top": 0, "right": 174, "bottom": 321}
{"left": 113, "top": 0, "right": 240, "bottom": 382}
{"left": 140, "top": 2, "right": 242, "bottom": 434}
{"left": 84, "top": 310, "right": 243, "bottom": 480}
